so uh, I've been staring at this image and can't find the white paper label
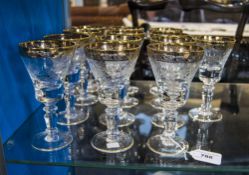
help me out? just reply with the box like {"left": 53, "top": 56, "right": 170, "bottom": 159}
{"left": 106, "top": 142, "right": 120, "bottom": 149}
{"left": 189, "top": 150, "right": 222, "bottom": 165}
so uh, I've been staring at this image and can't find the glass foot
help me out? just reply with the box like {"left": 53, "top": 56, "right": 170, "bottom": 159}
{"left": 75, "top": 94, "right": 98, "bottom": 106}
{"left": 99, "top": 111, "right": 135, "bottom": 127}
{"left": 128, "top": 86, "right": 139, "bottom": 95}
{"left": 152, "top": 112, "right": 185, "bottom": 129}
{"left": 91, "top": 131, "right": 134, "bottom": 153}
{"left": 122, "top": 97, "right": 139, "bottom": 108}
{"left": 189, "top": 107, "right": 223, "bottom": 122}
{"left": 57, "top": 109, "right": 90, "bottom": 126}
{"left": 32, "top": 130, "right": 73, "bottom": 152}
{"left": 147, "top": 135, "right": 188, "bottom": 157}
{"left": 150, "top": 86, "right": 158, "bottom": 96}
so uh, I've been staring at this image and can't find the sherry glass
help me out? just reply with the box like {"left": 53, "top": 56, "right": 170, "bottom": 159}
{"left": 77, "top": 26, "right": 105, "bottom": 94}
{"left": 65, "top": 27, "right": 103, "bottom": 106}
{"left": 19, "top": 40, "right": 76, "bottom": 151}
{"left": 149, "top": 35, "right": 195, "bottom": 129}
{"left": 96, "top": 34, "right": 144, "bottom": 127}
{"left": 85, "top": 41, "right": 140, "bottom": 153}
{"left": 189, "top": 35, "right": 235, "bottom": 122}
{"left": 44, "top": 33, "right": 91, "bottom": 126}
{"left": 105, "top": 28, "right": 145, "bottom": 96}
{"left": 147, "top": 42, "right": 203, "bottom": 156}
{"left": 97, "top": 34, "right": 143, "bottom": 102}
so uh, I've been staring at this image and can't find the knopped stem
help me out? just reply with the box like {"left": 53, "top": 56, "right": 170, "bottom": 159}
{"left": 44, "top": 102, "right": 59, "bottom": 142}
{"left": 200, "top": 84, "right": 215, "bottom": 116}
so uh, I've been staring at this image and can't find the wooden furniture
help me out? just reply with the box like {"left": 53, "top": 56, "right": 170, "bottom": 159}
{"left": 71, "top": 4, "right": 129, "bottom": 25}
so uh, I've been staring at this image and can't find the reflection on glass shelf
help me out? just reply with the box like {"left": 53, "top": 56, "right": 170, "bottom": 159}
{"left": 4, "top": 81, "right": 249, "bottom": 173}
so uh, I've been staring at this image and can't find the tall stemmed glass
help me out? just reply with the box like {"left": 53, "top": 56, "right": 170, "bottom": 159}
{"left": 19, "top": 40, "right": 76, "bottom": 151}
{"left": 96, "top": 34, "right": 144, "bottom": 127}
{"left": 105, "top": 28, "right": 145, "bottom": 104}
{"left": 189, "top": 36, "right": 235, "bottom": 122}
{"left": 149, "top": 34, "right": 194, "bottom": 129}
{"left": 44, "top": 33, "right": 91, "bottom": 125}
{"left": 65, "top": 27, "right": 103, "bottom": 106}
{"left": 149, "top": 27, "right": 185, "bottom": 95}
{"left": 147, "top": 43, "right": 203, "bottom": 156}
{"left": 85, "top": 41, "right": 140, "bottom": 153}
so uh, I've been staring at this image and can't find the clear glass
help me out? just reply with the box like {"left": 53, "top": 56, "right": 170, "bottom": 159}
{"left": 189, "top": 36, "right": 235, "bottom": 122}
{"left": 149, "top": 34, "right": 195, "bottom": 129}
{"left": 5, "top": 82, "right": 249, "bottom": 173}
{"left": 19, "top": 40, "right": 75, "bottom": 151}
{"left": 147, "top": 43, "right": 203, "bottom": 156}
{"left": 98, "top": 80, "right": 139, "bottom": 127}
{"left": 65, "top": 26, "right": 101, "bottom": 107}
{"left": 95, "top": 32, "right": 144, "bottom": 127}
{"left": 44, "top": 33, "right": 91, "bottom": 126}
{"left": 85, "top": 41, "right": 140, "bottom": 153}
{"left": 150, "top": 87, "right": 185, "bottom": 129}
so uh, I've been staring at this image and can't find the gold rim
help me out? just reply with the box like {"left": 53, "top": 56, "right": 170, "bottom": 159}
{"left": 72, "top": 25, "right": 106, "bottom": 30}
{"left": 150, "top": 27, "right": 183, "bottom": 35}
{"left": 44, "top": 33, "right": 90, "bottom": 46}
{"left": 19, "top": 40, "right": 76, "bottom": 58}
{"left": 105, "top": 27, "right": 144, "bottom": 33}
{"left": 147, "top": 42, "right": 204, "bottom": 60}
{"left": 106, "top": 31, "right": 145, "bottom": 38}
{"left": 150, "top": 34, "right": 194, "bottom": 44}
{"left": 64, "top": 28, "right": 103, "bottom": 36}
{"left": 84, "top": 41, "right": 140, "bottom": 53}
{"left": 192, "top": 35, "right": 235, "bottom": 45}
{"left": 96, "top": 34, "right": 143, "bottom": 43}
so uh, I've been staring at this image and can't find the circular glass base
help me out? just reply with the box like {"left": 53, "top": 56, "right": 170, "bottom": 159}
{"left": 152, "top": 112, "right": 185, "bottom": 129}
{"left": 128, "top": 86, "right": 139, "bottom": 95}
{"left": 32, "top": 130, "right": 73, "bottom": 152}
{"left": 150, "top": 86, "right": 158, "bottom": 96}
{"left": 189, "top": 107, "right": 223, "bottom": 122}
{"left": 122, "top": 97, "right": 139, "bottom": 109}
{"left": 75, "top": 94, "right": 98, "bottom": 106}
{"left": 99, "top": 111, "right": 135, "bottom": 127}
{"left": 57, "top": 109, "right": 89, "bottom": 126}
{"left": 91, "top": 131, "right": 134, "bottom": 153}
{"left": 147, "top": 135, "right": 188, "bottom": 157}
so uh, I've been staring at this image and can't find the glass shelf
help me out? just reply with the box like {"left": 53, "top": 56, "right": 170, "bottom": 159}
{"left": 4, "top": 81, "right": 249, "bottom": 173}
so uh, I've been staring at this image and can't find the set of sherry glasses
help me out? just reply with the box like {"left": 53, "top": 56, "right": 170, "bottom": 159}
{"left": 19, "top": 25, "right": 235, "bottom": 157}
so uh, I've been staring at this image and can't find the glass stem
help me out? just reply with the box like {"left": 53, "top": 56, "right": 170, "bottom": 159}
{"left": 200, "top": 84, "right": 215, "bottom": 114}
{"left": 80, "top": 69, "right": 89, "bottom": 97}
{"left": 162, "top": 110, "right": 177, "bottom": 138}
{"left": 43, "top": 102, "right": 59, "bottom": 142}
{"left": 105, "top": 107, "right": 120, "bottom": 142}
{"left": 122, "top": 80, "right": 129, "bottom": 101}
{"left": 64, "top": 80, "right": 76, "bottom": 118}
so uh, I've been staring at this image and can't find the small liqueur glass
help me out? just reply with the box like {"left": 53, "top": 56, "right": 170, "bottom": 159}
{"left": 85, "top": 41, "right": 140, "bottom": 153}
{"left": 44, "top": 33, "right": 91, "bottom": 126}
{"left": 189, "top": 35, "right": 235, "bottom": 122}
{"left": 19, "top": 40, "right": 76, "bottom": 151}
{"left": 147, "top": 42, "right": 203, "bottom": 156}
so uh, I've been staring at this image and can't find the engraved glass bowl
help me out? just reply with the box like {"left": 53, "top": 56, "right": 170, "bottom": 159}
{"left": 147, "top": 42, "right": 203, "bottom": 156}
{"left": 19, "top": 40, "right": 76, "bottom": 151}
